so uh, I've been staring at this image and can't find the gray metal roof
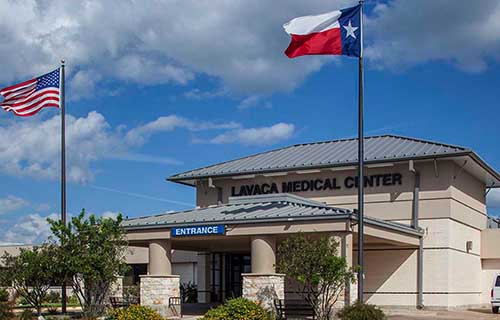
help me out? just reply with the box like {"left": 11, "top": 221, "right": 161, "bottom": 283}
{"left": 169, "top": 135, "right": 471, "bottom": 182}
{"left": 123, "top": 194, "right": 349, "bottom": 228}
{"left": 122, "top": 194, "right": 422, "bottom": 236}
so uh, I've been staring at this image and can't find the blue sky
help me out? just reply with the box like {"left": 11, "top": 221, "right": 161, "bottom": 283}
{"left": 1, "top": 0, "right": 500, "bottom": 244}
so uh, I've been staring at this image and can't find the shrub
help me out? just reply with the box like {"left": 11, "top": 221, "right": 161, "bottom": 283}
{"left": 337, "top": 302, "right": 386, "bottom": 320}
{"left": 202, "top": 297, "right": 269, "bottom": 320}
{"left": 180, "top": 281, "right": 198, "bottom": 303}
{"left": 19, "top": 309, "right": 33, "bottom": 320}
{"left": 0, "top": 288, "right": 13, "bottom": 319}
{"left": 44, "top": 291, "right": 61, "bottom": 304}
{"left": 107, "top": 305, "right": 163, "bottom": 320}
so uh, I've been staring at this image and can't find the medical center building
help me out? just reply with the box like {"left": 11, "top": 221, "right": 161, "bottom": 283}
{"left": 84, "top": 135, "right": 500, "bottom": 314}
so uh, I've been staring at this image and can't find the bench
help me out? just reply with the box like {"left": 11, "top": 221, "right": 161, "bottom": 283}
{"left": 110, "top": 296, "right": 127, "bottom": 309}
{"left": 169, "top": 296, "right": 182, "bottom": 317}
{"left": 109, "top": 296, "right": 140, "bottom": 309}
{"left": 274, "top": 299, "right": 315, "bottom": 319}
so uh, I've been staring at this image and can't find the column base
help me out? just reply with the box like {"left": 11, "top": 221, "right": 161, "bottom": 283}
{"left": 140, "top": 275, "right": 181, "bottom": 318}
{"left": 242, "top": 273, "right": 285, "bottom": 312}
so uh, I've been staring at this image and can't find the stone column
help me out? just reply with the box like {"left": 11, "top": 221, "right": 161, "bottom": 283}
{"left": 140, "top": 240, "right": 181, "bottom": 318}
{"left": 243, "top": 235, "right": 284, "bottom": 312}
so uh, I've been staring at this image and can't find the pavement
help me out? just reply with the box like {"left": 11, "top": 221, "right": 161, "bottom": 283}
{"left": 386, "top": 308, "right": 499, "bottom": 320}
{"left": 179, "top": 306, "right": 500, "bottom": 319}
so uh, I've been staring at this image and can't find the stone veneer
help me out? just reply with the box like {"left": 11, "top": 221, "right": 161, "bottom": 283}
{"left": 242, "top": 273, "right": 285, "bottom": 312}
{"left": 140, "top": 275, "right": 180, "bottom": 318}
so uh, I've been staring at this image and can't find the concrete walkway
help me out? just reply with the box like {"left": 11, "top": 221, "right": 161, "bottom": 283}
{"left": 180, "top": 307, "right": 499, "bottom": 320}
{"left": 386, "top": 308, "right": 498, "bottom": 320}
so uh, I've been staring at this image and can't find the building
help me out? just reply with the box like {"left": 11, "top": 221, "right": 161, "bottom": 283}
{"left": 3, "top": 135, "right": 500, "bottom": 316}
{"left": 123, "top": 134, "right": 500, "bottom": 316}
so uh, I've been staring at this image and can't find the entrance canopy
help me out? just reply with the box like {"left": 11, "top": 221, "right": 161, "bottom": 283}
{"left": 123, "top": 194, "right": 423, "bottom": 248}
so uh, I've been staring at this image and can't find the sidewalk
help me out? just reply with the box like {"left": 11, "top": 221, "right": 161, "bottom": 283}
{"left": 386, "top": 308, "right": 497, "bottom": 320}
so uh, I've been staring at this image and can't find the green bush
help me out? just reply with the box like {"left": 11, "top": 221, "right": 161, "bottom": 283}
{"left": 0, "top": 288, "right": 13, "bottom": 319}
{"left": 202, "top": 297, "right": 269, "bottom": 320}
{"left": 107, "top": 304, "right": 163, "bottom": 320}
{"left": 337, "top": 302, "right": 386, "bottom": 320}
{"left": 19, "top": 309, "right": 33, "bottom": 320}
{"left": 180, "top": 281, "right": 198, "bottom": 303}
{"left": 43, "top": 291, "right": 61, "bottom": 304}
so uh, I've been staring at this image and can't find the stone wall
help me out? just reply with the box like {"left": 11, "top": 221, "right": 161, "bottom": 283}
{"left": 140, "top": 275, "right": 180, "bottom": 318}
{"left": 242, "top": 274, "right": 284, "bottom": 312}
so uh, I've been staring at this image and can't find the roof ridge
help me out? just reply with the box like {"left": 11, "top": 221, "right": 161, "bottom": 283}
{"left": 168, "top": 134, "right": 475, "bottom": 182}
{"left": 227, "top": 193, "right": 341, "bottom": 210}
{"left": 378, "top": 134, "right": 469, "bottom": 151}
{"left": 168, "top": 135, "right": 387, "bottom": 180}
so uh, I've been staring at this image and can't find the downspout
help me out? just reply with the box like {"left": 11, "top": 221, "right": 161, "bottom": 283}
{"left": 410, "top": 161, "right": 424, "bottom": 309}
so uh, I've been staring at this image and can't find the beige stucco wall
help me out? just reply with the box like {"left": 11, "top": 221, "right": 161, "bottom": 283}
{"left": 481, "top": 229, "right": 500, "bottom": 259}
{"left": 191, "top": 159, "right": 493, "bottom": 309}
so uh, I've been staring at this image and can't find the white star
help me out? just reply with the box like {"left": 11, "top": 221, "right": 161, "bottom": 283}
{"left": 343, "top": 20, "right": 358, "bottom": 39}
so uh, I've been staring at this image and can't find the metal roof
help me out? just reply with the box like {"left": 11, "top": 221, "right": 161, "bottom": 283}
{"left": 169, "top": 135, "right": 472, "bottom": 182}
{"left": 122, "top": 194, "right": 422, "bottom": 237}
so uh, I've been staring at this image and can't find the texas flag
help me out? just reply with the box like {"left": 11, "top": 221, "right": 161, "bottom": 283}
{"left": 283, "top": 4, "right": 361, "bottom": 58}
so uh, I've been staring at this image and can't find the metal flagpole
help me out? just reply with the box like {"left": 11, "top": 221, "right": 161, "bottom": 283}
{"left": 356, "top": 0, "right": 365, "bottom": 304}
{"left": 60, "top": 59, "right": 67, "bottom": 314}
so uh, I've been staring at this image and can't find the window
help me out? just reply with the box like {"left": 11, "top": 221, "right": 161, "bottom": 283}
{"left": 496, "top": 276, "right": 500, "bottom": 287}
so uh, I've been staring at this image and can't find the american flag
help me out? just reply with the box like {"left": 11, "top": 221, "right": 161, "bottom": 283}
{"left": 0, "top": 69, "right": 60, "bottom": 117}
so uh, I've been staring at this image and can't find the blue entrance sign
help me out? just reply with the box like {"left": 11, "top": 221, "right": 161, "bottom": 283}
{"left": 171, "top": 225, "right": 225, "bottom": 237}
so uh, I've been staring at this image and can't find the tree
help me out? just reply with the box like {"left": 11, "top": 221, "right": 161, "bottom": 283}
{"left": 0, "top": 288, "right": 14, "bottom": 319}
{"left": 276, "top": 233, "right": 355, "bottom": 320}
{"left": 1, "top": 245, "right": 59, "bottom": 316}
{"left": 48, "top": 210, "right": 128, "bottom": 318}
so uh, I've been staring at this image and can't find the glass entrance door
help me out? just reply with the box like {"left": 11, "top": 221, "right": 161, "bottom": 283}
{"left": 224, "top": 253, "right": 251, "bottom": 299}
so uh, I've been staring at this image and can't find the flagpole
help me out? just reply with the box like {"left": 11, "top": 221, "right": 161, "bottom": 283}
{"left": 60, "top": 59, "right": 67, "bottom": 314}
{"left": 357, "top": 0, "right": 365, "bottom": 304}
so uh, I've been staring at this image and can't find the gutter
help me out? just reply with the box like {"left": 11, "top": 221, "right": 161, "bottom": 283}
{"left": 410, "top": 161, "right": 424, "bottom": 309}
{"left": 123, "top": 212, "right": 424, "bottom": 238}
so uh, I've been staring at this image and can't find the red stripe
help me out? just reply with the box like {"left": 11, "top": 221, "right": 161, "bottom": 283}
{"left": 13, "top": 96, "right": 60, "bottom": 113}
{"left": 12, "top": 104, "right": 59, "bottom": 117}
{"left": 1, "top": 88, "right": 37, "bottom": 103}
{"left": 1, "top": 89, "right": 59, "bottom": 107}
{"left": 3, "top": 84, "right": 37, "bottom": 99}
{"left": 0, "top": 79, "right": 36, "bottom": 95}
{"left": 285, "top": 28, "right": 342, "bottom": 58}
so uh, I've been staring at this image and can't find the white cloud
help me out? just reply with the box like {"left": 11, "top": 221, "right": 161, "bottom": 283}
{"left": 0, "top": 112, "right": 294, "bottom": 183}
{"left": 184, "top": 88, "right": 229, "bottom": 100}
{"left": 0, "top": 195, "right": 29, "bottom": 215}
{"left": 237, "top": 96, "right": 273, "bottom": 110}
{"left": 0, "top": 0, "right": 356, "bottom": 98}
{"left": 2, "top": 0, "right": 500, "bottom": 99}
{"left": 0, "top": 213, "right": 58, "bottom": 245}
{"left": 208, "top": 123, "right": 295, "bottom": 145}
{"left": 101, "top": 211, "right": 119, "bottom": 219}
{"left": 365, "top": 0, "right": 500, "bottom": 72}
{"left": 487, "top": 188, "right": 500, "bottom": 210}
{"left": 0, "top": 111, "right": 121, "bottom": 183}
{"left": 124, "top": 115, "right": 241, "bottom": 146}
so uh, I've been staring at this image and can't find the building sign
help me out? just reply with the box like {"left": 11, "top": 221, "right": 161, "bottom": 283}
{"left": 231, "top": 173, "right": 402, "bottom": 197}
{"left": 171, "top": 225, "right": 225, "bottom": 237}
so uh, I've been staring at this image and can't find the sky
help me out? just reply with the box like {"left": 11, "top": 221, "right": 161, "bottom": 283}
{"left": 1, "top": 0, "right": 500, "bottom": 245}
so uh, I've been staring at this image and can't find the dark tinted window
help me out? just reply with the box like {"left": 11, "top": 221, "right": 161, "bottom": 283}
{"left": 496, "top": 276, "right": 500, "bottom": 287}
